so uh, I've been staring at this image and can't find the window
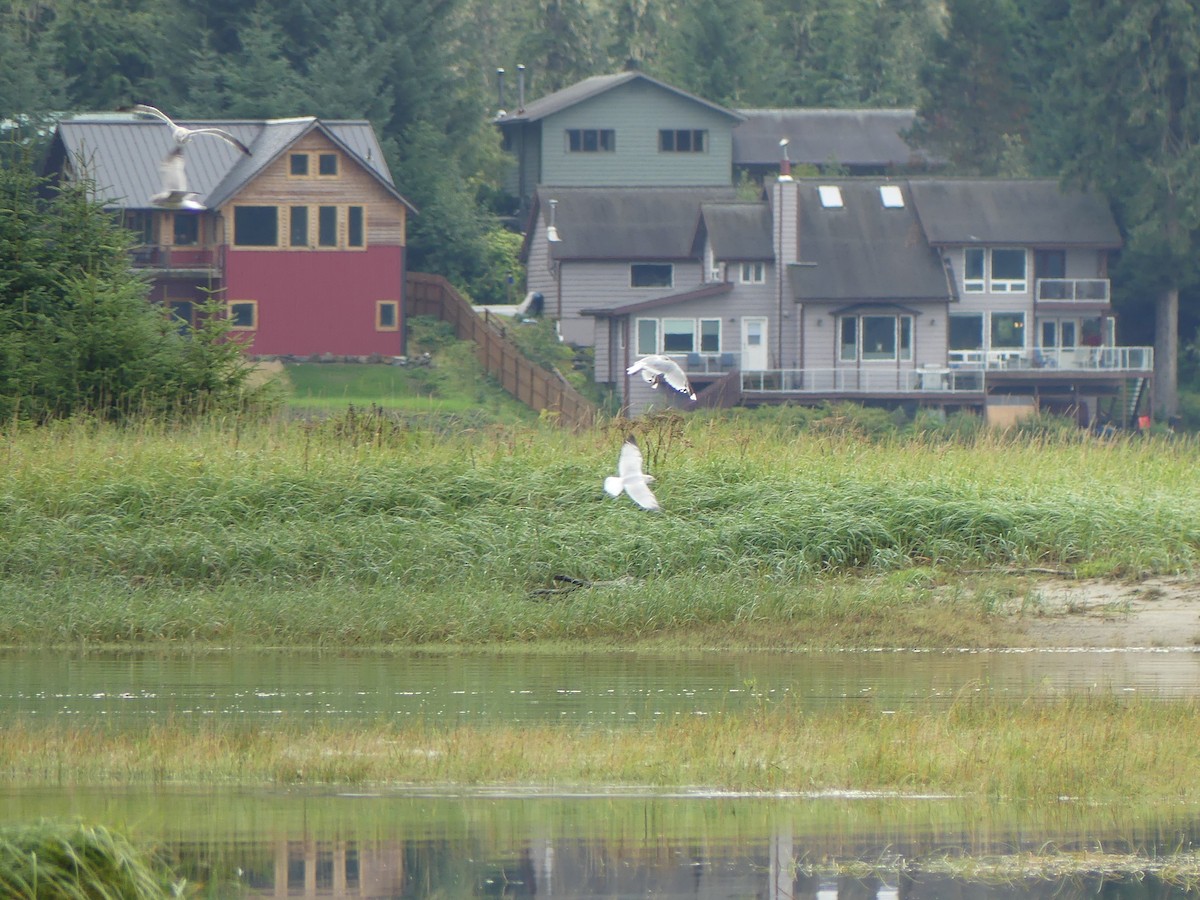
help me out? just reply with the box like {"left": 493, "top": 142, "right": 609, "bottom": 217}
{"left": 631, "top": 264, "right": 673, "bottom": 288}
{"left": 318, "top": 153, "right": 338, "bottom": 176}
{"left": 991, "top": 312, "right": 1026, "bottom": 349}
{"left": 818, "top": 185, "right": 843, "bottom": 208}
{"left": 290, "top": 207, "right": 309, "bottom": 247}
{"left": 125, "top": 211, "right": 155, "bottom": 245}
{"left": 228, "top": 300, "right": 257, "bottom": 330}
{"left": 376, "top": 300, "right": 398, "bottom": 331}
{"left": 950, "top": 314, "right": 984, "bottom": 350}
{"left": 964, "top": 248, "right": 985, "bottom": 292}
{"left": 700, "top": 319, "right": 720, "bottom": 352}
{"left": 840, "top": 317, "right": 857, "bottom": 361}
{"left": 348, "top": 206, "right": 364, "bottom": 247}
{"left": 662, "top": 318, "right": 694, "bottom": 353}
{"left": 739, "top": 262, "right": 765, "bottom": 284}
{"left": 863, "top": 316, "right": 897, "bottom": 361}
{"left": 566, "top": 128, "right": 616, "bottom": 152}
{"left": 879, "top": 184, "right": 904, "bottom": 208}
{"left": 990, "top": 248, "right": 1027, "bottom": 292}
{"left": 636, "top": 319, "right": 658, "bottom": 356}
{"left": 318, "top": 206, "right": 338, "bottom": 247}
{"left": 659, "top": 129, "right": 706, "bottom": 152}
{"left": 233, "top": 206, "right": 278, "bottom": 246}
{"left": 173, "top": 214, "right": 198, "bottom": 246}
{"left": 289, "top": 153, "right": 309, "bottom": 176}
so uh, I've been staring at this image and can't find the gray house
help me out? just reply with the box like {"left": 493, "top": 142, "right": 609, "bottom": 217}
{"left": 506, "top": 74, "right": 1152, "bottom": 425}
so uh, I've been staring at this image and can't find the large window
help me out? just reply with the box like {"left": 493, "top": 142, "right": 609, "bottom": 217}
{"left": 839, "top": 314, "right": 913, "bottom": 361}
{"left": 662, "top": 318, "right": 694, "bottom": 352}
{"left": 659, "top": 129, "right": 706, "bottom": 152}
{"left": 991, "top": 312, "right": 1026, "bottom": 348}
{"left": 631, "top": 264, "right": 673, "bottom": 288}
{"left": 172, "top": 214, "right": 198, "bottom": 246}
{"left": 634, "top": 317, "right": 721, "bottom": 355}
{"left": 318, "top": 206, "right": 338, "bottom": 247}
{"left": 963, "top": 248, "right": 1028, "bottom": 293}
{"left": 233, "top": 206, "right": 278, "bottom": 246}
{"left": 949, "top": 314, "right": 984, "bottom": 350}
{"left": 566, "top": 128, "right": 616, "bottom": 152}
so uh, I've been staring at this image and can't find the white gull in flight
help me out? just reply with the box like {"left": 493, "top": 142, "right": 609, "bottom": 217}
{"left": 627, "top": 354, "right": 695, "bottom": 400}
{"left": 604, "top": 438, "right": 660, "bottom": 511}
{"left": 124, "top": 104, "right": 253, "bottom": 154}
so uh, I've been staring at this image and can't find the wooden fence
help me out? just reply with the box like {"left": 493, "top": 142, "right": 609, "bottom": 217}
{"left": 405, "top": 271, "right": 597, "bottom": 429}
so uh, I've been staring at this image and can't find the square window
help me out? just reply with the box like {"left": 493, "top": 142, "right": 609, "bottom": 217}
{"left": 289, "top": 153, "right": 309, "bottom": 176}
{"left": 173, "top": 214, "right": 198, "bottom": 246}
{"left": 376, "top": 300, "right": 398, "bottom": 330}
{"left": 289, "top": 206, "right": 309, "bottom": 247}
{"left": 818, "top": 185, "right": 843, "bottom": 208}
{"left": 631, "top": 263, "right": 673, "bottom": 288}
{"left": 318, "top": 153, "right": 338, "bottom": 176}
{"left": 991, "top": 312, "right": 1026, "bottom": 348}
{"left": 318, "top": 206, "right": 338, "bottom": 247}
{"left": 233, "top": 206, "right": 278, "bottom": 246}
{"left": 228, "top": 300, "right": 257, "bottom": 329}
{"left": 862, "top": 316, "right": 896, "bottom": 360}
{"left": 348, "top": 206, "right": 364, "bottom": 247}
{"left": 662, "top": 318, "right": 694, "bottom": 353}
{"left": 949, "top": 314, "right": 983, "bottom": 350}
{"left": 990, "top": 248, "right": 1026, "bottom": 292}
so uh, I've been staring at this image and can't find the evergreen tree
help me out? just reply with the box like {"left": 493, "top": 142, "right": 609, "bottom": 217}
{"left": 1046, "top": 0, "right": 1200, "bottom": 418}
{"left": 657, "top": 0, "right": 779, "bottom": 106}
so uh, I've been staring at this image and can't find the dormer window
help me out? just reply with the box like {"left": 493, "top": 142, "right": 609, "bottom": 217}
{"left": 818, "top": 185, "right": 843, "bottom": 208}
{"left": 567, "top": 129, "right": 616, "bottom": 152}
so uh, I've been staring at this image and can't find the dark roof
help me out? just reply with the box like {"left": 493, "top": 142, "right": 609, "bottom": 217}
{"left": 733, "top": 108, "right": 931, "bottom": 168}
{"left": 50, "top": 114, "right": 414, "bottom": 212}
{"left": 907, "top": 179, "right": 1121, "bottom": 247}
{"left": 496, "top": 71, "right": 742, "bottom": 125}
{"left": 535, "top": 186, "right": 738, "bottom": 261}
{"left": 788, "top": 179, "right": 955, "bottom": 304}
{"left": 700, "top": 202, "right": 773, "bottom": 260}
{"left": 582, "top": 281, "right": 734, "bottom": 317}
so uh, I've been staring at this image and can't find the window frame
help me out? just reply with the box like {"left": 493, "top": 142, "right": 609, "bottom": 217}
{"left": 288, "top": 153, "right": 310, "bottom": 177}
{"left": 989, "top": 248, "right": 1027, "bottom": 293}
{"left": 661, "top": 318, "right": 695, "bottom": 353}
{"left": 317, "top": 206, "right": 338, "bottom": 247}
{"left": 739, "top": 262, "right": 765, "bottom": 284}
{"left": 658, "top": 129, "right": 707, "bottom": 153}
{"left": 317, "top": 153, "right": 339, "bottom": 176}
{"left": 566, "top": 128, "right": 616, "bottom": 153}
{"left": 635, "top": 318, "right": 658, "bottom": 356}
{"left": 630, "top": 263, "right": 673, "bottom": 289}
{"left": 289, "top": 206, "right": 309, "bottom": 248}
{"left": 990, "top": 311, "right": 1027, "bottom": 349}
{"left": 376, "top": 300, "right": 399, "bottom": 331}
{"left": 949, "top": 313, "right": 984, "bottom": 351}
{"left": 232, "top": 206, "right": 279, "bottom": 247}
{"left": 227, "top": 299, "right": 258, "bottom": 330}
{"left": 964, "top": 248, "right": 985, "bottom": 292}
{"left": 172, "top": 213, "right": 199, "bottom": 247}
{"left": 840, "top": 313, "right": 914, "bottom": 362}
{"left": 700, "top": 318, "right": 721, "bottom": 353}
{"left": 347, "top": 205, "right": 365, "bottom": 248}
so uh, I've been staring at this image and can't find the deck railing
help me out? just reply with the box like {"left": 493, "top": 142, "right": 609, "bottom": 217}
{"left": 741, "top": 367, "right": 985, "bottom": 394}
{"left": 1035, "top": 278, "right": 1110, "bottom": 303}
{"left": 129, "top": 244, "right": 220, "bottom": 272}
{"left": 948, "top": 346, "right": 1153, "bottom": 371}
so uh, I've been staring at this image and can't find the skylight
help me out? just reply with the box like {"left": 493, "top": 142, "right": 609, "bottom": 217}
{"left": 818, "top": 185, "right": 843, "bottom": 208}
{"left": 879, "top": 184, "right": 904, "bottom": 208}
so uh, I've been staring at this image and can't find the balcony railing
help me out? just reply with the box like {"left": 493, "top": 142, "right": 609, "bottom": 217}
{"left": 129, "top": 244, "right": 221, "bottom": 272}
{"left": 949, "top": 346, "right": 1153, "bottom": 371}
{"left": 741, "top": 367, "right": 985, "bottom": 394}
{"left": 1035, "top": 278, "right": 1110, "bottom": 303}
{"left": 667, "top": 352, "right": 741, "bottom": 375}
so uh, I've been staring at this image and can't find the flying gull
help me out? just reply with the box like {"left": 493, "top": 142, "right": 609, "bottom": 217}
{"left": 123, "top": 104, "right": 252, "bottom": 155}
{"left": 604, "top": 438, "right": 660, "bottom": 511}
{"left": 627, "top": 354, "right": 696, "bottom": 400}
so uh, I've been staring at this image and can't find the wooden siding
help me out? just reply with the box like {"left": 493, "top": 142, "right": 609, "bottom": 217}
{"left": 540, "top": 80, "right": 734, "bottom": 187}
{"left": 221, "top": 131, "right": 406, "bottom": 247}
{"left": 406, "top": 272, "right": 597, "bottom": 429}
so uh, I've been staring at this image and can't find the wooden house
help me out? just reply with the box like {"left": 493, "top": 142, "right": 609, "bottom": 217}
{"left": 45, "top": 114, "right": 416, "bottom": 357}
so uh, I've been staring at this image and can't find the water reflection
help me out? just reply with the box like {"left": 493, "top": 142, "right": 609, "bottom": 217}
{"left": 4, "top": 788, "right": 1198, "bottom": 899}
{"left": 2, "top": 647, "right": 1198, "bottom": 728}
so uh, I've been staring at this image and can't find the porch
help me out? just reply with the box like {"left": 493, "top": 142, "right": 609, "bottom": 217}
{"left": 129, "top": 244, "right": 224, "bottom": 279}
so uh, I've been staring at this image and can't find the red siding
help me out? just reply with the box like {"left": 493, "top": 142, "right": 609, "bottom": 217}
{"left": 224, "top": 247, "right": 405, "bottom": 356}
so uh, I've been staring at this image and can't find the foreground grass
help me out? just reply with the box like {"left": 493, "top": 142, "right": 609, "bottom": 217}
{"left": 2, "top": 695, "right": 1198, "bottom": 802}
{"left": 1, "top": 415, "right": 1198, "bottom": 646}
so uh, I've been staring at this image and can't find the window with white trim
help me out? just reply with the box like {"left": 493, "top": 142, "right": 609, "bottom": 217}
{"left": 739, "top": 262, "right": 765, "bottom": 283}
{"left": 839, "top": 314, "right": 913, "bottom": 361}
{"left": 636, "top": 318, "right": 658, "bottom": 356}
{"left": 991, "top": 312, "right": 1026, "bottom": 349}
{"left": 662, "top": 318, "right": 694, "bottom": 352}
{"left": 700, "top": 319, "right": 720, "bottom": 352}
{"left": 963, "top": 247, "right": 1028, "bottom": 293}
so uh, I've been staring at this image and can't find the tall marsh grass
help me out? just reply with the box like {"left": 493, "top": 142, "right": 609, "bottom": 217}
{"left": 2, "top": 415, "right": 1198, "bottom": 645}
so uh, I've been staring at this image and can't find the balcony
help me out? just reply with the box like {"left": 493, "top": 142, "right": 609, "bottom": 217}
{"left": 741, "top": 367, "right": 985, "bottom": 394}
{"left": 949, "top": 346, "right": 1153, "bottom": 372}
{"left": 1035, "top": 278, "right": 1110, "bottom": 303}
{"left": 669, "top": 352, "right": 741, "bottom": 375}
{"left": 129, "top": 244, "right": 222, "bottom": 277}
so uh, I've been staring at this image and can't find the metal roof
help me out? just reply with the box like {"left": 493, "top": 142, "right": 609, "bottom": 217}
{"left": 496, "top": 71, "right": 743, "bottom": 126}
{"left": 788, "top": 179, "right": 955, "bottom": 304}
{"left": 907, "top": 179, "right": 1121, "bottom": 247}
{"left": 50, "top": 114, "right": 413, "bottom": 212}
{"left": 733, "top": 108, "right": 931, "bottom": 168}
{"left": 700, "top": 202, "right": 773, "bottom": 260}
{"left": 534, "top": 186, "right": 737, "bottom": 261}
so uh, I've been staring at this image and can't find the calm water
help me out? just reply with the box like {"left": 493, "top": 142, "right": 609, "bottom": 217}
{"left": 1, "top": 647, "right": 1198, "bottom": 726}
{"left": 4, "top": 648, "right": 1200, "bottom": 897}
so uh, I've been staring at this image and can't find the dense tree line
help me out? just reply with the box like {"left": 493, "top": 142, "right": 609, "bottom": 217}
{"left": 1, "top": 0, "right": 1198, "bottom": 415}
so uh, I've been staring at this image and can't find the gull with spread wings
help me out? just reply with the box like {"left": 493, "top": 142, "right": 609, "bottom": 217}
{"left": 124, "top": 104, "right": 252, "bottom": 154}
{"left": 627, "top": 354, "right": 696, "bottom": 401}
{"left": 604, "top": 438, "right": 660, "bottom": 511}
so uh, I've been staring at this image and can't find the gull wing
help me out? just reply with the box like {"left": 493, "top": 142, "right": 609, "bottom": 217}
{"left": 657, "top": 358, "right": 696, "bottom": 399}
{"left": 616, "top": 439, "right": 646, "bottom": 479}
{"left": 188, "top": 127, "right": 252, "bottom": 155}
{"left": 623, "top": 477, "right": 660, "bottom": 511}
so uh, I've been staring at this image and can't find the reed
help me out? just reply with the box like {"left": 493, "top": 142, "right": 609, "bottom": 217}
{"left": 2, "top": 416, "right": 1198, "bottom": 646}
{"left": 1, "top": 695, "right": 1197, "bottom": 802}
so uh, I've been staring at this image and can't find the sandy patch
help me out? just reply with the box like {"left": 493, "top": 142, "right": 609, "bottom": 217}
{"left": 1014, "top": 575, "right": 1200, "bottom": 648}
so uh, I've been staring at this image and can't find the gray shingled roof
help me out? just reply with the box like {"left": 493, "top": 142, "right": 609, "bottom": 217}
{"left": 734, "top": 109, "right": 930, "bottom": 168}
{"left": 496, "top": 71, "right": 742, "bottom": 125}
{"left": 700, "top": 202, "right": 773, "bottom": 260}
{"left": 582, "top": 281, "right": 734, "bottom": 317}
{"left": 907, "top": 179, "right": 1121, "bottom": 247}
{"left": 51, "top": 114, "right": 412, "bottom": 212}
{"left": 788, "top": 179, "right": 955, "bottom": 303}
{"left": 537, "top": 186, "right": 737, "bottom": 260}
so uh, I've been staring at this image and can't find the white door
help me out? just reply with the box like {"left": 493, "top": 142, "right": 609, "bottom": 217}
{"left": 741, "top": 317, "right": 768, "bottom": 369}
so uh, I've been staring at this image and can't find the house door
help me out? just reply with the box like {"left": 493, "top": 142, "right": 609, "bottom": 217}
{"left": 741, "top": 317, "right": 768, "bottom": 369}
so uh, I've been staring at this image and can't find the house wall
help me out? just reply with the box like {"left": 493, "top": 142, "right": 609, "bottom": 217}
{"left": 799, "top": 303, "right": 948, "bottom": 370}
{"left": 540, "top": 80, "right": 734, "bottom": 188}
{"left": 559, "top": 259, "right": 706, "bottom": 346}
{"left": 224, "top": 246, "right": 404, "bottom": 356}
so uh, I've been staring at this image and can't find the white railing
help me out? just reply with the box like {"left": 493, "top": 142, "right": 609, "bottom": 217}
{"left": 741, "top": 367, "right": 985, "bottom": 394}
{"left": 1035, "top": 278, "right": 1110, "bottom": 303}
{"left": 949, "top": 346, "right": 1153, "bottom": 372}
{"left": 669, "top": 352, "right": 741, "bottom": 374}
